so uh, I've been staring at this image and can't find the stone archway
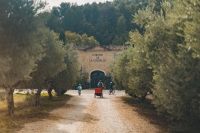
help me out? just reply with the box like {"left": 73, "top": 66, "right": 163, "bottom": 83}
{"left": 90, "top": 70, "right": 105, "bottom": 88}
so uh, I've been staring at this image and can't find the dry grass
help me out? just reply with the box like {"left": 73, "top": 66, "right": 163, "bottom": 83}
{"left": 0, "top": 92, "right": 72, "bottom": 133}
{"left": 121, "top": 95, "right": 200, "bottom": 133}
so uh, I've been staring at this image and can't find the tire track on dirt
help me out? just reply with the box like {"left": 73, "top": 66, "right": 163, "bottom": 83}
{"left": 79, "top": 95, "right": 137, "bottom": 133}
{"left": 16, "top": 90, "right": 161, "bottom": 133}
{"left": 113, "top": 97, "right": 161, "bottom": 133}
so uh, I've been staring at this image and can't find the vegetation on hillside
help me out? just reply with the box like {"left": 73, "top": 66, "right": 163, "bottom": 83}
{"left": 46, "top": 0, "right": 149, "bottom": 46}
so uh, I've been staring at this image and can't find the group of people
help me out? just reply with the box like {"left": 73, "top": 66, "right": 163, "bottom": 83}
{"left": 97, "top": 80, "right": 114, "bottom": 94}
{"left": 77, "top": 80, "right": 114, "bottom": 95}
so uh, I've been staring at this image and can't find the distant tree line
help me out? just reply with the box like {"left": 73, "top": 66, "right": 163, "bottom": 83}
{"left": 111, "top": 0, "right": 200, "bottom": 129}
{"left": 46, "top": 0, "right": 149, "bottom": 46}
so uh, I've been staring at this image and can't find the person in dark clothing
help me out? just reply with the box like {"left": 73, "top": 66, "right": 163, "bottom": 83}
{"left": 109, "top": 82, "right": 114, "bottom": 95}
{"left": 97, "top": 80, "right": 104, "bottom": 89}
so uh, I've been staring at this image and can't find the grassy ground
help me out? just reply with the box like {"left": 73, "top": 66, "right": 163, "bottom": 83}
{"left": 121, "top": 95, "right": 200, "bottom": 133}
{"left": 0, "top": 92, "right": 72, "bottom": 133}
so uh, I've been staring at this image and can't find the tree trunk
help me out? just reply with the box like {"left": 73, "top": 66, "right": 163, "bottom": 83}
{"left": 35, "top": 89, "right": 42, "bottom": 106}
{"left": 141, "top": 92, "right": 148, "bottom": 102}
{"left": 48, "top": 87, "right": 53, "bottom": 100}
{"left": 6, "top": 88, "right": 15, "bottom": 116}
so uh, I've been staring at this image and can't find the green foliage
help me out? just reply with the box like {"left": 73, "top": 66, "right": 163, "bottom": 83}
{"left": 111, "top": 49, "right": 129, "bottom": 91}
{"left": 0, "top": 0, "right": 49, "bottom": 115}
{"left": 53, "top": 43, "right": 80, "bottom": 95}
{"left": 152, "top": 47, "right": 200, "bottom": 124}
{"left": 180, "top": 0, "right": 200, "bottom": 57}
{"left": 111, "top": 30, "right": 153, "bottom": 98}
{"left": 46, "top": 11, "right": 62, "bottom": 33}
{"left": 0, "top": 0, "right": 47, "bottom": 88}
{"left": 65, "top": 31, "right": 99, "bottom": 46}
{"left": 46, "top": 0, "right": 148, "bottom": 45}
{"left": 128, "top": 0, "right": 200, "bottom": 127}
{"left": 149, "top": 0, "right": 200, "bottom": 125}
{"left": 126, "top": 31, "right": 153, "bottom": 97}
{"left": 111, "top": 0, "right": 200, "bottom": 127}
{"left": 76, "top": 73, "right": 90, "bottom": 89}
{"left": 27, "top": 27, "right": 66, "bottom": 90}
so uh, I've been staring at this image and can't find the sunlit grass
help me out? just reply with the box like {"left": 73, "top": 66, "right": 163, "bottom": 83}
{"left": 0, "top": 102, "right": 7, "bottom": 109}
{"left": 0, "top": 92, "right": 72, "bottom": 133}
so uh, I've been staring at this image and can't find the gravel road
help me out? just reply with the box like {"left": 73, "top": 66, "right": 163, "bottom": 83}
{"left": 16, "top": 89, "right": 161, "bottom": 133}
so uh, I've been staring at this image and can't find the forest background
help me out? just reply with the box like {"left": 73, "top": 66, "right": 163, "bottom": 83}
{"left": 46, "top": 0, "right": 149, "bottom": 46}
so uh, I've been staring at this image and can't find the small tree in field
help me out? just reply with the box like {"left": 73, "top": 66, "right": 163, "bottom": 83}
{"left": 53, "top": 43, "right": 80, "bottom": 96}
{"left": 26, "top": 28, "right": 66, "bottom": 106}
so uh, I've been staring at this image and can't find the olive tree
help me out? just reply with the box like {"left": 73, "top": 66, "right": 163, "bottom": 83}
{"left": 27, "top": 28, "right": 66, "bottom": 106}
{"left": 126, "top": 31, "right": 153, "bottom": 100}
{"left": 111, "top": 50, "right": 129, "bottom": 91}
{"left": 133, "top": 0, "right": 200, "bottom": 126}
{"left": 53, "top": 43, "right": 80, "bottom": 96}
{"left": 0, "top": 0, "right": 47, "bottom": 115}
{"left": 151, "top": 0, "right": 200, "bottom": 125}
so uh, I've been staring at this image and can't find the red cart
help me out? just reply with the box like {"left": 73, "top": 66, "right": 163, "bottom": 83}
{"left": 94, "top": 88, "right": 103, "bottom": 98}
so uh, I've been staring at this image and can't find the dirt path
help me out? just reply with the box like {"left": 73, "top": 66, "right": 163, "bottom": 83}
{"left": 16, "top": 90, "right": 161, "bottom": 133}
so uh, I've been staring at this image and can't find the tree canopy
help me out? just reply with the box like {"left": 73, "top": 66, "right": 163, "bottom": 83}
{"left": 0, "top": 0, "right": 48, "bottom": 115}
{"left": 46, "top": 0, "right": 148, "bottom": 45}
{"left": 111, "top": 0, "right": 200, "bottom": 128}
{"left": 65, "top": 31, "right": 99, "bottom": 46}
{"left": 0, "top": 0, "right": 80, "bottom": 115}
